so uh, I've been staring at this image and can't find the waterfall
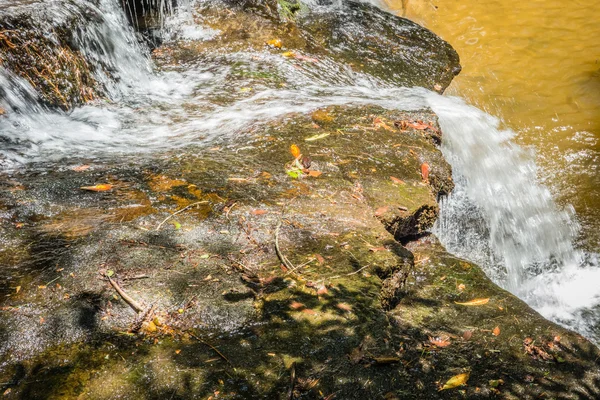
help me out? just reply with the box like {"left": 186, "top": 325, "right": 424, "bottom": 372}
{"left": 426, "top": 93, "right": 600, "bottom": 341}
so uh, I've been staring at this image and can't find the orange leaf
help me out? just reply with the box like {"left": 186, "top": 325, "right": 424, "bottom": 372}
{"left": 455, "top": 298, "right": 490, "bottom": 306}
{"left": 315, "top": 254, "right": 325, "bottom": 265}
{"left": 429, "top": 336, "right": 451, "bottom": 347}
{"left": 374, "top": 206, "right": 389, "bottom": 216}
{"left": 336, "top": 302, "right": 352, "bottom": 311}
{"left": 369, "top": 246, "right": 387, "bottom": 252}
{"left": 390, "top": 176, "right": 405, "bottom": 185}
{"left": 492, "top": 326, "right": 501, "bottom": 336}
{"left": 317, "top": 285, "right": 328, "bottom": 295}
{"left": 421, "top": 163, "right": 430, "bottom": 181}
{"left": 302, "top": 308, "right": 316, "bottom": 315}
{"left": 307, "top": 170, "right": 322, "bottom": 177}
{"left": 72, "top": 164, "right": 90, "bottom": 172}
{"left": 251, "top": 209, "right": 268, "bottom": 215}
{"left": 290, "top": 301, "right": 305, "bottom": 310}
{"left": 290, "top": 144, "right": 301, "bottom": 158}
{"left": 266, "top": 38, "right": 282, "bottom": 48}
{"left": 80, "top": 184, "right": 112, "bottom": 192}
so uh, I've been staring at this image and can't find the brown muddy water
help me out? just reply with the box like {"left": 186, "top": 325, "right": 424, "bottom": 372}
{"left": 386, "top": 0, "right": 600, "bottom": 250}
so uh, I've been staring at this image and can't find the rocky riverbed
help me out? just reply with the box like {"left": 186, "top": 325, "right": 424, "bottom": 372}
{"left": 0, "top": 0, "right": 599, "bottom": 399}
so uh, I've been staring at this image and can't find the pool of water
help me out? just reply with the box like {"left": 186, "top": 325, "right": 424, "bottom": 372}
{"left": 385, "top": 0, "right": 600, "bottom": 251}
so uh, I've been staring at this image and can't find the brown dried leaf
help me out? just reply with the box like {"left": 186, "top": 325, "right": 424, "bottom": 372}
{"left": 336, "top": 302, "right": 352, "bottom": 312}
{"left": 251, "top": 209, "right": 268, "bottom": 216}
{"left": 374, "top": 206, "right": 389, "bottom": 216}
{"left": 290, "top": 301, "right": 305, "bottom": 310}
{"left": 390, "top": 176, "right": 406, "bottom": 185}
{"left": 307, "top": 170, "right": 322, "bottom": 178}
{"left": 463, "top": 330, "right": 473, "bottom": 340}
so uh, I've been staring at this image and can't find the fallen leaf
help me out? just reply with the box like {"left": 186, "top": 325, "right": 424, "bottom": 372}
{"left": 294, "top": 54, "right": 319, "bottom": 63}
{"left": 15, "top": 286, "right": 21, "bottom": 294}
{"left": 369, "top": 246, "right": 387, "bottom": 252}
{"left": 290, "top": 144, "right": 301, "bottom": 158}
{"left": 302, "top": 308, "right": 316, "bottom": 315}
{"left": 421, "top": 163, "right": 430, "bottom": 181}
{"left": 457, "top": 283, "right": 466, "bottom": 292}
{"left": 492, "top": 326, "right": 501, "bottom": 336}
{"left": 429, "top": 336, "right": 451, "bottom": 347}
{"left": 489, "top": 379, "right": 504, "bottom": 388}
{"left": 463, "top": 330, "right": 473, "bottom": 340}
{"left": 203, "top": 275, "right": 213, "bottom": 281}
{"left": 305, "top": 132, "right": 330, "bottom": 141}
{"left": 290, "top": 301, "right": 305, "bottom": 310}
{"left": 227, "top": 177, "right": 250, "bottom": 183}
{"left": 175, "top": 349, "right": 181, "bottom": 355}
{"left": 307, "top": 170, "right": 322, "bottom": 178}
{"left": 200, "top": 254, "right": 210, "bottom": 259}
{"left": 455, "top": 298, "right": 490, "bottom": 306}
{"left": 252, "top": 209, "right": 268, "bottom": 215}
{"left": 390, "top": 176, "right": 406, "bottom": 185}
{"left": 373, "top": 117, "right": 394, "bottom": 131}
{"left": 80, "top": 184, "right": 112, "bottom": 192}
{"left": 171, "top": 221, "right": 181, "bottom": 230}
{"left": 336, "top": 302, "right": 352, "bottom": 312}
{"left": 72, "top": 164, "right": 90, "bottom": 172}
{"left": 315, "top": 254, "right": 325, "bottom": 265}
{"left": 266, "top": 38, "right": 282, "bottom": 48}
{"left": 374, "top": 206, "right": 389, "bottom": 216}
{"left": 440, "top": 372, "right": 470, "bottom": 390}
{"left": 317, "top": 285, "right": 328, "bottom": 295}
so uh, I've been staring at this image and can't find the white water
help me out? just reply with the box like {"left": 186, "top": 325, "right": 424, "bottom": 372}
{"left": 427, "top": 94, "right": 600, "bottom": 341}
{"left": 1, "top": 0, "right": 599, "bottom": 342}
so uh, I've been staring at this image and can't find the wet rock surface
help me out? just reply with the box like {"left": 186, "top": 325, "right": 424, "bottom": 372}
{"left": 1, "top": 1, "right": 599, "bottom": 399}
{"left": 0, "top": 1, "right": 101, "bottom": 109}
{"left": 0, "top": 105, "right": 599, "bottom": 399}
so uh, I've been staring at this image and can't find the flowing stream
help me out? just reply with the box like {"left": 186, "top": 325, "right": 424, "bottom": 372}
{"left": 1, "top": 0, "right": 599, "bottom": 344}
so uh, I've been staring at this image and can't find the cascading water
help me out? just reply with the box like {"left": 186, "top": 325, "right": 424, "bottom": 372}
{"left": 1, "top": 0, "right": 599, "bottom": 344}
{"left": 426, "top": 93, "right": 600, "bottom": 342}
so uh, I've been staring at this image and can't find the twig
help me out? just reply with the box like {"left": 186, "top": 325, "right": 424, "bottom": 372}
{"left": 122, "top": 274, "right": 150, "bottom": 281}
{"left": 275, "top": 221, "right": 296, "bottom": 272}
{"left": 107, "top": 275, "right": 144, "bottom": 313}
{"left": 155, "top": 201, "right": 209, "bottom": 231}
{"left": 316, "top": 265, "right": 371, "bottom": 283}
{"left": 288, "top": 362, "right": 296, "bottom": 400}
{"left": 188, "top": 332, "right": 231, "bottom": 366}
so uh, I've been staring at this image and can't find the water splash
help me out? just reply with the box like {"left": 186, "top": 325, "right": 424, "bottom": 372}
{"left": 426, "top": 93, "right": 600, "bottom": 342}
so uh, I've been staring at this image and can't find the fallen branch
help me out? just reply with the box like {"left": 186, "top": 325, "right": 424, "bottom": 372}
{"left": 155, "top": 201, "right": 209, "bottom": 231}
{"left": 107, "top": 275, "right": 144, "bottom": 313}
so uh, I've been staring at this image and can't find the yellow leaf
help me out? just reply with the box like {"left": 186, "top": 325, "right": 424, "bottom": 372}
{"left": 15, "top": 286, "right": 21, "bottom": 293}
{"left": 304, "top": 132, "right": 330, "bottom": 141}
{"left": 266, "top": 39, "right": 282, "bottom": 48}
{"left": 455, "top": 298, "right": 490, "bottom": 306}
{"left": 80, "top": 184, "right": 113, "bottom": 192}
{"left": 282, "top": 51, "right": 295, "bottom": 57}
{"left": 290, "top": 144, "right": 301, "bottom": 158}
{"left": 440, "top": 372, "right": 470, "bottom": 390}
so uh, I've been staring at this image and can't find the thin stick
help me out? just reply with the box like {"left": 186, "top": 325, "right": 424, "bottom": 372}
{"left": 288, "top": 362, "right": 296, "bottom": 400}
{"left": 155, "top": 201, "right": 209, "bottom": 231}
{"left": 107, "top": 275, "right": 144, "bottom": 313}
{"left": 188, "top": 332, "right": 231, "bottom": 366}
{"left": 275, "top": 221, "right": 295, "bottom": 272}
